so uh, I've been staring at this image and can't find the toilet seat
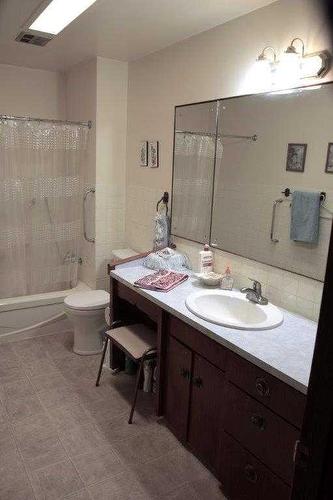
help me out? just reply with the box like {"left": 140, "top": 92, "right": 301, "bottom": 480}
{"left": 64, "top": 290, "right": 109, "bottom": 311}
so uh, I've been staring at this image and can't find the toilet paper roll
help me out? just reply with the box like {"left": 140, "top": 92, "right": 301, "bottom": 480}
{"left": 105, "top": 306, "right": 111, "bottom": 326}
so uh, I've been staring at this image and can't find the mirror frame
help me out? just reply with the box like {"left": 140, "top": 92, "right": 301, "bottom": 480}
{"left": 170, "top": 80, "right": 333, "bottom": 282}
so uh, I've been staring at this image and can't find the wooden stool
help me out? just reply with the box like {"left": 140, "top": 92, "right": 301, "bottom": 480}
{"left": 95, "top": 323, "right": 157, "bottom": 424}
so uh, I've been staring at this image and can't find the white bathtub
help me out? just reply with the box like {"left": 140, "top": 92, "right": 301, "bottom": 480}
{"left": 0, "top": 281, "right": 91, "bottom": 340}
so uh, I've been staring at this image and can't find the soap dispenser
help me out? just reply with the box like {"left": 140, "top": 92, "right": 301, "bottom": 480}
{"left": 199, "top": 244, "right": 213, "bottom": 274}
{"left": 220, "top": 266, "right": 234, "bottom": 290}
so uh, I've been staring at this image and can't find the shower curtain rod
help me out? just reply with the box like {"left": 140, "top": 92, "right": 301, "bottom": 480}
{"left": 0, "top": 114, "right": 92, "bottom": 129}
{"left": 175, "top": 129, "right": 257, "bottom": 141}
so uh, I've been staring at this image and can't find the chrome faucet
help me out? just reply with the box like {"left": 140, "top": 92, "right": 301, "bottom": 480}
{"left": 240, "top": 278, "right": 268, "bottom": 305}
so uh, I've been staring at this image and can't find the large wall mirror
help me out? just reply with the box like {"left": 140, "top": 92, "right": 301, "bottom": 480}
{"left": 171, "top": 83, "right": 333, "bottom": 281}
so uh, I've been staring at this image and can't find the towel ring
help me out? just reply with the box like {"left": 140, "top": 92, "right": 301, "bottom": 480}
{"left": 156, "top": 192, "right": 169, "bottom": 215}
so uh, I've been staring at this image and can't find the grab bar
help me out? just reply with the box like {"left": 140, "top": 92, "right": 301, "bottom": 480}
{"left": 83, "top": 188, "right": 95, "bottom": 243}
{"left": 270, "top": 198, "right": 283, "bottom": 243}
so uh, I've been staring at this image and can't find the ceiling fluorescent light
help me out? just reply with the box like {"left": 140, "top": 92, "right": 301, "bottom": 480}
{"left": 29, "top": 0, "right": 97, "bottom": 35}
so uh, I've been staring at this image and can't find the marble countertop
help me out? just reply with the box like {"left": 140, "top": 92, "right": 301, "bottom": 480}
{"left": 111, "top": 262, "right": 317, "bottom": 394}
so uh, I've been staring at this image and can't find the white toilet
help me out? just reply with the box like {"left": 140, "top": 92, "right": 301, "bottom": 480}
{"left": 64, "top": 290, "right": 110, "bottom": 355}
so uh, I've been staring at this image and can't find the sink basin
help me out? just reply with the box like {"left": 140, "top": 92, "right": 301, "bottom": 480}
{"left": 185, "top": 289, "right": 283, "bottom": 330}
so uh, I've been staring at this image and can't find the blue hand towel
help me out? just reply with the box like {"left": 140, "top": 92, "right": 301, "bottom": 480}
{"left": 290, "top": 191, "right": 321, "bottom": 244}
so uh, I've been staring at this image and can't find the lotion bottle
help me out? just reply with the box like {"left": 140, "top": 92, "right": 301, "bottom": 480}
{"left": 199, "top": 244, "right": 213, "bottom": 274}
{"left": 220, "top": 266, "right": 234, "bottom": 290}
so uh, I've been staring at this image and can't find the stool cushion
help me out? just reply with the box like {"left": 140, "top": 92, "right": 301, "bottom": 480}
{"left": 108, "top": 324, "right": 156, "bottom": 360}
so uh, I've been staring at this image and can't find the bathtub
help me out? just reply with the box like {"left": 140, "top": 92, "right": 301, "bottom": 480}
{"left": 0, "top": 281, "right": 91, "bottom": 340}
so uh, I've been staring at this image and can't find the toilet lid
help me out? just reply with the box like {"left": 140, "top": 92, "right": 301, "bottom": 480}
{"left": 64, "top": 290, "right": 110, "bottom": 310}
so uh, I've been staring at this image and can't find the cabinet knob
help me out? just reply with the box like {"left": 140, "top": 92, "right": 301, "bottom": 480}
{"left": 250, "top": 413, "right": 266, "bottom": 431}
{"left": 193, "top": 376, "right": 203, "bottom": 388}
{"left": 255, "top": 377, "right": 270, "bottom": 397}
{"left": 244, "top": 464, "right": 258, "bottom": 484}
{"left": 180, "top": 368, "right": 190, "bottom": 380}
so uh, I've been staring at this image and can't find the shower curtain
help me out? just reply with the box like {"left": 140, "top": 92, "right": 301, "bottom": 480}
{"left": 172, "top": 132, "right": 222, "bottom": 243}
{"left": 0, "top": 119, "right": 88, "bottom": 299}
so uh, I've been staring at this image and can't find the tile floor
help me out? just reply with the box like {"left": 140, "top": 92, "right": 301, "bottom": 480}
{"left": 0, "top": 331, "right": 224, "bottom": 499}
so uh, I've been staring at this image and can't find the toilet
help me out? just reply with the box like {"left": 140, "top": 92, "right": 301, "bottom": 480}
{"left": 64, "top": 290, "right": 110, "bottom": 355}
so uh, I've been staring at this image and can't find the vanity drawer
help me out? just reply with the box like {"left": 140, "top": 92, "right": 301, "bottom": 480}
{"left": 227, "top": 352, "right": 306, "bottom": 428}
{"left": 168, "top": 316, "right": 227, "bottom": 371}
{"left": 224, "top": 383, "right": 298, "bottom": 484}
{"left": 117, "top": 283, "right": 160, "bottom": 321}
{"left": 220, "top": 432, "right": 291, "bottom": 500}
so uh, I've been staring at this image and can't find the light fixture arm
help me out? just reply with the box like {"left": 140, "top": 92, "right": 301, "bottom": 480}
{"left": 289, "top": 37, "right": 305, "bottom": 57}
{"left": 258, "top": 46, "right": 277, "bottom": 62}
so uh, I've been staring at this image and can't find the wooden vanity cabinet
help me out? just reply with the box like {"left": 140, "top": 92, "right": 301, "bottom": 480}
{"left": 165, "top": 318, "right": 225, "bottom": 472}
{"left": 111, "top": 280, "right": 306, "bottom": 499}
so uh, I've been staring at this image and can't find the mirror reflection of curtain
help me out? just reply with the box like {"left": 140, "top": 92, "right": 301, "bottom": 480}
{"left": 0, "top": 120, "right": 88, "bottom": 299}
{"left": 171, "top": 132, "right": 218, "bottom": 243}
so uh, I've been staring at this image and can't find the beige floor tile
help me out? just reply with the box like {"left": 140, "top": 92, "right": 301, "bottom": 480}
{"left": 5, "top": 394, "right": 45, "bottom": 422}
{"left": 87, "top": 471, "right": 148, "bottom": 500}
{"left": 112, "top": 423, "right": 179, "bottom": 465}
{"left": 130, "top": 454, "right": 185, "bottom": 498}
{"left": 30, "top": 459, "right": 84, "bottom": 500}
{"left": 58, "top": 423, "right": 107, "bottom": 457}
{"left": 47, "top": 403, "right": 95, "bottom": 430}
{"left": 37, "top": 386, "right": 82, "bottom": 409}
{"left": 72, "top": 446, "right": 128, "bottom": 486}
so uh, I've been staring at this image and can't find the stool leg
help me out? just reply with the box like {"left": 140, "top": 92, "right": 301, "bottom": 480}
{"left": 128, "top": 356, "right": 145, "bottom": 424}
{"left": 95, "top": 337, "right": 109, "bottom": 387}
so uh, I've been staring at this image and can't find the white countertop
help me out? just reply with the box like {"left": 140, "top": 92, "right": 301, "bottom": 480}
{"left": 111, "top": 263, "right": 317, "bottom": 394}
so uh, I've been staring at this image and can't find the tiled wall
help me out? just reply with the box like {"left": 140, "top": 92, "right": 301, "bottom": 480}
{"left": 95, "top": 58, "right": 128, "bottom": 291}
{"left": 126, "top": 183, "right": 324, "bottom": 322}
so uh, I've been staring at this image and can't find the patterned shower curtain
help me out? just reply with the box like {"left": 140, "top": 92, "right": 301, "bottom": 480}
{"left": 172, "top": 132, "right": 222, "bottom": 243}
{"left": 0, "top": 119, "right": 88, "bottom": 298}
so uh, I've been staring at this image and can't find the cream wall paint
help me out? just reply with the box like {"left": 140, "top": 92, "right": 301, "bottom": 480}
{"left": 65, "top": 57, "right": 128, "bottom": 291}
{"left": 95, "top": 57, "right": 128, "bottom": 291}
{"left": 125, "top": 0, "right": 331, "bottom": 321}
{"left": 65, "top": 59, "right": 97, "bottom": 289}
{"left": 0, "top": 63, "right": 65, "bottom": 119}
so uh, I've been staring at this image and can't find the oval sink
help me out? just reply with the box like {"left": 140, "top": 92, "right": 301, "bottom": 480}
{"left": 186, "top": 289, "right": 283, "bottom": 330}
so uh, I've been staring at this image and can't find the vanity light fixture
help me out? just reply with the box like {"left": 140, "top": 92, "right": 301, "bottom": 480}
{"left": 29, "top": 0, "right": 97, "bottom": 35}
{"left": 255, "top": 46, "right": 277, "bottom": 87}
{"left": 256, "top": 38, "right": 331, "bottom": 86}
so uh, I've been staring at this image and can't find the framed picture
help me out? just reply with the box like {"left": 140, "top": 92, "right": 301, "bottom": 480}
{"left": 140, "top": 141, "right": 148, "bottom": 167}
{"left": 149, "top": 141, "right": 159, "bottom": 168}
{"left": 286, "top": 143, "right": 307, "bottom": 172}
{"left": 325, "top": 143, "right": 333, "bottom": 173}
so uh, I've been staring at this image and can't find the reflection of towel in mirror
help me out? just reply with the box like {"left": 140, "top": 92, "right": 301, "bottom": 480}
{"left": 153, "top": 212, "right": 170, "bottom": 250}
{"left": 290, "top": 191, "right": 321, "bottom": 244}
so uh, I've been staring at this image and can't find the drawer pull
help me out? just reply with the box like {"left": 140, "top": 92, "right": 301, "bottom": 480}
{"left": 255, "top": 377, "right": 270, "bottom": 397}
{"left": 193, "top": 376, "right": 203, "bottom": 388}
{"left": 250, "top": 414, "right": 266, "bottom": 431}
{"left": 244, "top": 464, "right": 258, "bottom": 484}
{"left": 180, "top": 368, "right": 190, "bottom": 380}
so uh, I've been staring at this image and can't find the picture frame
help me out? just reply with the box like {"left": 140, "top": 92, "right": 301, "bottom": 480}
{"left": 286, "top": 143, "right": 307, "bottom": 172}
{"left": 149, "top": 141, "right": 159, "bottom": 168}
{"left": 140, "top": 141, "right": 148, "bottom": 167}
{"left": 325, "top": 142, "right": 333, "bottom": 173}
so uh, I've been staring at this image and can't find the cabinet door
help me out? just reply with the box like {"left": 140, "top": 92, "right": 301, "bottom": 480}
{"left": 187, "top": 353, "right": 224, "bottom": 471}
{"left": 165, "top": 335, "right": 192, "bottom": 441}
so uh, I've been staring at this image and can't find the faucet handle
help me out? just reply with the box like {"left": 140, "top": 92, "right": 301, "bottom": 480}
{"left": 248, "top": 278, "right": 262, "bottom": 294}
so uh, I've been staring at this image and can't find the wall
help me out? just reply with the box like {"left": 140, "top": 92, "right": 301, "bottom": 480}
{"left": 0, "top": 63, "right": 65, "bottom": 119}
{"left": 65, "top": 56, "right": 128, "bottom": 290}
{"left": 95, "top": 57, "right": 128, "bottom": 290}
{"left": 65, "top": 58, "right": 97, "bottom": 288}
{"left": 125, "top": 0, "right": 332, "bottom": 321}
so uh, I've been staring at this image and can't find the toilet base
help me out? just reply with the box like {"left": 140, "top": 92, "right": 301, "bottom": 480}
{"left": 73, "top": 347, "right": 103, "bottom": 356}
{"left": 65, "top": 306, "right": 106, "bottom": 356}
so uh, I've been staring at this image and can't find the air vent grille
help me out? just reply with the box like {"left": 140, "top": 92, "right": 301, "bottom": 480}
{"left": 15, "top": 31, "right": 52, "bottom": 47}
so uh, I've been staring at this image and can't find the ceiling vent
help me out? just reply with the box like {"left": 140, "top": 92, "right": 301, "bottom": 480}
{"left": 15, "top": 30, "right": 53, "bottom": 46}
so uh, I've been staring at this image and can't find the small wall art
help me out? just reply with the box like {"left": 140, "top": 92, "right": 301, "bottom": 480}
{"left": 325, "top": 142, "right": 333, "bottom": 173}
{"left": 286, "top": 143, "right": 307, "bottom": 172}
{"left": 149, "top": 141, "right": 159, "bottom": 168}
{"left": 140, "top": 141, "right": 148, "bottom": 167}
